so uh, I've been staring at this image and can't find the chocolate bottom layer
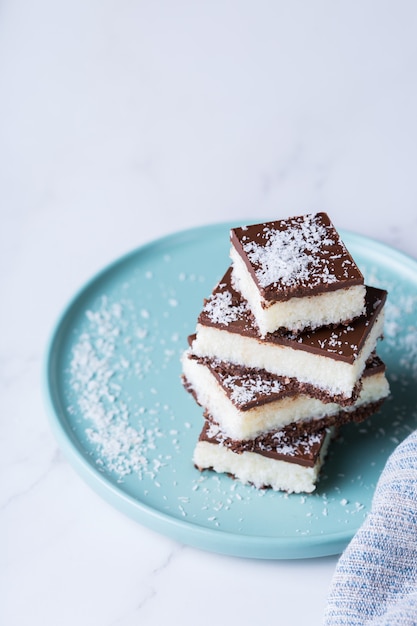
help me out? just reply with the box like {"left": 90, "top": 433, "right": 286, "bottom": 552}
{"left": 200, "top": 395, "right": 384, "bottom": 466}
{"left": 199, "top": 419, "right": 330, "bottom": 467}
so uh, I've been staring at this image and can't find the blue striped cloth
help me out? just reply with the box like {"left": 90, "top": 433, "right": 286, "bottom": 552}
{"left": 324, "top": 430, "right": 417, "bottom": 625}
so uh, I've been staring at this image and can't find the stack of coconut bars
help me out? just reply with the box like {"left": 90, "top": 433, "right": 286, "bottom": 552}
{"left": 182, "top": 212, "right": 389, "bottom": 493}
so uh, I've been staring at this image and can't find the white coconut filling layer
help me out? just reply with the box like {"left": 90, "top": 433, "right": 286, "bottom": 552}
{"left": 182, "top": 352, "right": 389, "bottom": 440}
{"left": 230, "top": 246, "right": 366, "bottom": 336}
{"left": 193, "top": 428, "right": 333, "bottom": 494}
{"left": 192, "top": 308, "right": 385, "bottom": 399}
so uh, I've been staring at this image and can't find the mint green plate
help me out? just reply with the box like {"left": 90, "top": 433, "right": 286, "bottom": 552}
{"left": 44, "top": 222, "right": 417, "bottom": 559}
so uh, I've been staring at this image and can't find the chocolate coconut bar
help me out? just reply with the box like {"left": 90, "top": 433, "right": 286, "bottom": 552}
{"left": 191, "top": 267, "right": 386, "bottom": 401}
{"left": 182, "top": 352, "right": 389, "bottom": 440}
{"left": 193, "top": 419, "right": 334, "bottom": 493}
{"left": 230, "top": 213, "right": 366, "bottom": 335}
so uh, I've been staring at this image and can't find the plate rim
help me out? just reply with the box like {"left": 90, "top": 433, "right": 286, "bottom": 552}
{"left": 43, "top": 221, "right": 417, "bottom": 560}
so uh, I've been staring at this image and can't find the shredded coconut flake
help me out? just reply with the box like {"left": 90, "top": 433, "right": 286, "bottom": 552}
{"left": 222, "top": 373, "right": 282, "bottom": 406}
{"left": 69, "top": 297, "right": 163, "bottom": 479}
{"left": 241, "top": 214, "right": 340, "bottom": 289}
{"left": 203, "top": 290, "right": 247, "bottom": 326}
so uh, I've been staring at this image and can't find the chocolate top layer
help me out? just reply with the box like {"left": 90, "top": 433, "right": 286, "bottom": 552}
{"left": 231, "top": 212, "right": 364, "bottom": 302}
{"left": 197, "top": 267, "right": 387, "bottom": 364}
{"left": 199, "top": 419, "right": 328, "bottom": 467}
{"left": 189, "top": 352, "right": 385, "bottom": 410}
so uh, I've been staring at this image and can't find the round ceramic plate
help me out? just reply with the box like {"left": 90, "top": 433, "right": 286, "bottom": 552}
{"left": 44, "top": 222, "right": 417, "bottom": 559}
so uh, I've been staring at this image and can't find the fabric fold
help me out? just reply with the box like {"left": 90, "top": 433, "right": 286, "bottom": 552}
{"left": 324, "top": 429, "right": 417, "bottom": 625}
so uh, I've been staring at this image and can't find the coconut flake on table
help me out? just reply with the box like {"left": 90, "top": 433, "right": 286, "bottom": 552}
{"left": 69, "top": 296, "right": 164, "bottom": 480}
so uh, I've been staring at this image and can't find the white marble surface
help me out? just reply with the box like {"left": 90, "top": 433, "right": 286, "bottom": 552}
{"left": 2, "top": 1, "right": 417, "bottom": 624}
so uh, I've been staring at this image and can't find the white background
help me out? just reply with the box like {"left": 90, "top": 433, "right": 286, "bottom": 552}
{"left": 2, "top": 1, "right": 417, "bottom": 624}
